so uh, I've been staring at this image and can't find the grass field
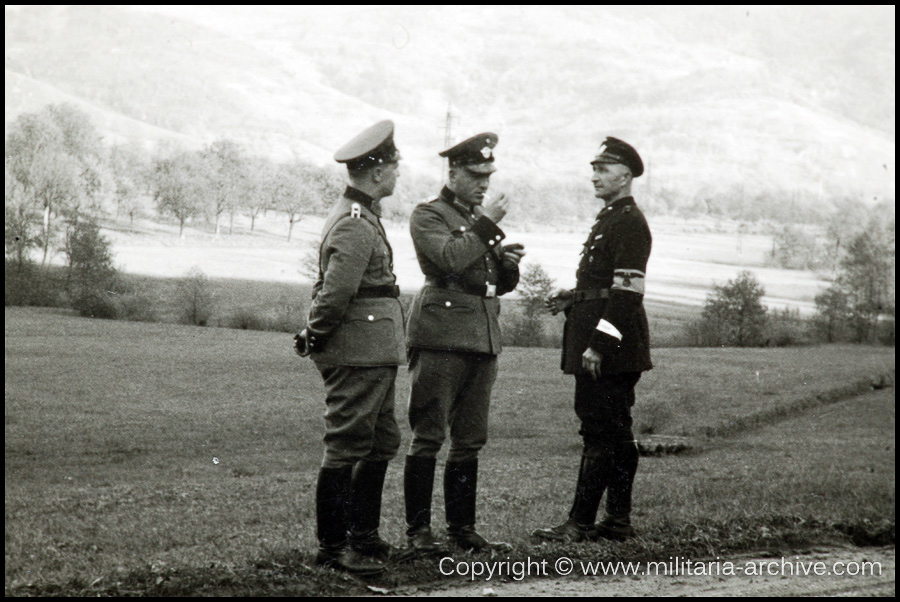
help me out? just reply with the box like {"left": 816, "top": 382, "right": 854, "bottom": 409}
{"left": 5, "top": 307, "right": 894, "bottom": 595}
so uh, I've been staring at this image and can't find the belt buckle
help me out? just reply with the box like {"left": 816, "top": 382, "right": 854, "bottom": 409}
{"left": 485, "top": 283, "right": 497, "bottom": 298}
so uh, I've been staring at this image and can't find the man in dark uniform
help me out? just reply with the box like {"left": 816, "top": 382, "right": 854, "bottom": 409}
{"left": 532, "top": 136, "right": 652, "bottom": 543}
{"left": 294, "top": 120, "right": 406, "bottom": 576}
{"left": 403, "top": 133, "right": 525, "bottom": 554}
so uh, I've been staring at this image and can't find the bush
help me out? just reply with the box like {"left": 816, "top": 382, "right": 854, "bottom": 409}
{"left": 764, "top": 307, "right": 809, "bottom": 347}
{"left": 174, "top": 267, "right": 215, "bottom": 326}
{"left": 225, "top": 308, "right": 274, "bottom": 331}
{"left": 699, "top": 271, "right": 768, "bottom": 347}
{"left": 111, "top": 279, "right": 160, "bottom": 322}
{"left": 810, "top": 287, "right": 851, "bottom": 343}
{"left": 679, "top": 316, "right": 728, "bottom": 347}
{"left": 5, "top": 260, "right": 69, "bottom": 308}
{"left": 72, "top": 290, "right": 119, "bottom": 319}
{"left": 224, "top": 297, "right": 306, "bottom": 333}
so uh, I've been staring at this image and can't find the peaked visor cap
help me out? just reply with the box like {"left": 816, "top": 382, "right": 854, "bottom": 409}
{"left": 591, "top": 136, "right": 644, "bottom": 177}
{"left": 334, "top": 120, "right": 401, "bottom": 170}
{"left": 440, "top": 132, "right": 498, "bottom": 174}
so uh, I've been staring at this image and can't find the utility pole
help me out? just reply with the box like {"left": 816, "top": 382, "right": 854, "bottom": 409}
{"left": 438, "top": 103, "right": 457, "bottom": 183}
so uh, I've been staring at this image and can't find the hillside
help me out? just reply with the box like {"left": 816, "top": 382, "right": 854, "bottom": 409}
{"left": 5, "top": 5, "right": 896, "bottom": 217}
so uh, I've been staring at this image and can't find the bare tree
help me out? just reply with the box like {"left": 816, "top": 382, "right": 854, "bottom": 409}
{"left": 242, "top": 156, "right": 270, "bottom": 232}
{"left": 5, "top": 105, "right": 104, "bottom": 266}
{"left": 152, "top": 152, "right": 209, "bottom": 237}
{"left": 202, "top": 139, "right": 246, "bottom": 235}
{"left": 108, "top": 143, "right": 150, "bottom": 229}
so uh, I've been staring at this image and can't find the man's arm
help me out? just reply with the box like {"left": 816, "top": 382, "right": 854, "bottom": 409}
{"left": 410, "top": 204, "right": 506, "bottom": 274}
{"left": 588, "top": 216, "right": 651, "bottom": 355}
{"left": 305, "top": 217, "right": 376, "bottom": 349}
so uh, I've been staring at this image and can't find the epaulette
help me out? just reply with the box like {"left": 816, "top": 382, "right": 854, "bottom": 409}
{"left": 350, "top": 202, "right": 362, "bottom": 219}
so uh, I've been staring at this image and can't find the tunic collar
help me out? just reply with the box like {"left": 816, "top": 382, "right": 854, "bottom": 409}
{"left": 343, "top": 186, "right": 381, "bottom": 217}
{"left": 596, "top": 196, "right": 635, "bottom": 220}
{"left": 439, "top": 185, "right": 476, "bottom": 219}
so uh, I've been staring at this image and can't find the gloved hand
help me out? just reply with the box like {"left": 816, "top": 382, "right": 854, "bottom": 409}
{"left": 293, "top": 329, "right": 311, "bottom": 357}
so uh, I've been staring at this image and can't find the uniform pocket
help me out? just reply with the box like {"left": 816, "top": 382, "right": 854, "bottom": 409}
{"left": 313, "top": 300, "right": 404, "bottom": 365}
{"left": 421, "top": 288, "right": 478, "bottom": 315}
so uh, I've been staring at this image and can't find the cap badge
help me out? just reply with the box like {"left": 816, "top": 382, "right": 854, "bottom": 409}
{"left": 481, "top": 146, "right": 492, "bottom": 159}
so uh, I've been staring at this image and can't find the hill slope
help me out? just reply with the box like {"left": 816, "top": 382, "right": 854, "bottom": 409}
{"left": 5, "top": 5, "right": 895, "bottom": 212}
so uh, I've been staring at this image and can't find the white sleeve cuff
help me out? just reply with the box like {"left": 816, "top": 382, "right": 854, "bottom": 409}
{"left": 596, "top": 319, "right": 622, "bottom": 341}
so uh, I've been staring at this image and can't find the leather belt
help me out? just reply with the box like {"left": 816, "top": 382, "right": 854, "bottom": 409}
{"left": 355, "top": 285, "right": 400, "bottom": 299}
{"left": 425, "top": 277, "right": 497, "bottom": 298}
{"left": 573, "top": 288, "right": 610, "bottom": 303}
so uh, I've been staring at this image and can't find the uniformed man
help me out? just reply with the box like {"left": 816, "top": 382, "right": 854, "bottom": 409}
{"left": 532, "top": 136, "right": 652, "bottom": 543}
{"left": 294, "top": 120, "right": 406, "bottom": 576}
{"left": 403, "top": 132, "right": 525, "bottom": 555}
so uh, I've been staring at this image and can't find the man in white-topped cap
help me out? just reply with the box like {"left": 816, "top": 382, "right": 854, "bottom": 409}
{"left": 295, "top": 120, "right": 405, "bottom": 576}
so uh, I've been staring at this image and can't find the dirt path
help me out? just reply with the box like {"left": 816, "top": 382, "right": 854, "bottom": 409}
{"left": 390, "top": 546, "right": 894, "bottom": 597}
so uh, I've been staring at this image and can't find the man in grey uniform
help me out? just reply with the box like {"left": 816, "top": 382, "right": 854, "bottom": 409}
{"left": 403, "top": 132, "right": 525, "bottom": 554}
{"left": 295, "top": 120, "right": 406, "bottom": 576}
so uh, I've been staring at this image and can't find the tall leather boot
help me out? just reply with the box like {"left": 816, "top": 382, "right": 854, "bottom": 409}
{"left": 596, "top": 440, "right": 639, "bottom": 541}
{"left": 531, "top": 451, "right": 609, "bottom": 542}
{"left": 315, "top": 466, "right": 385, "bottom": 576}
{"left": 404, "top": 455, "right": 446, "bottom": 556}
{"left": 445, "top": 459, "right": 510, "bottom": 552}
{"left": 349, "top": 460, "right": 395, "bottom": 561}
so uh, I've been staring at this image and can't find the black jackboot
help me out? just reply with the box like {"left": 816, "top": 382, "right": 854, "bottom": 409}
{"left": 445, "top": 459, "right": 510, "bottom": 552}
{"left": 349, "top": 460, "right": 395, "bottom": 561}
{"left": 596, "top": 441, "right": 639, "bottom": 541}
{"left": 404, "top": 455, "right": 446, "bottom": 556}
{"left": 315, "top": 466, "right": 385, "bottom": 576}
{"left": 531, "top": 451, "right": 608, "bottom": 542}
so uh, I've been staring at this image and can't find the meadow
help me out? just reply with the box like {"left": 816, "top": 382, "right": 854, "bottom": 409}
{"left": 4, "top": 307, "right": 894, "bottom": 595}
{"left": 98, "top": 210, "right": 826, "bottom": 315}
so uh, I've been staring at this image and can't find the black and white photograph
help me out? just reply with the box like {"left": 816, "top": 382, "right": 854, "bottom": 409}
{"left": 5, "top": 5, "right": 895, "bottom": 596}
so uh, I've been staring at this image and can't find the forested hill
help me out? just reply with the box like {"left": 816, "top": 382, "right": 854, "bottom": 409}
{"left": 5, "top": 5, "right": 895, "bottom": 222}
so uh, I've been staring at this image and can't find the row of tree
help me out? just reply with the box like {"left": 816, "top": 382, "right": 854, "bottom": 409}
{"left": 5, "top": 104, "right": 359, "bottom": 272}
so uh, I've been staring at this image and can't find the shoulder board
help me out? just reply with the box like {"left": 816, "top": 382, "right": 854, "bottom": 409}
{"left": 427, "top": 195, "right": 439, "bottom": 203}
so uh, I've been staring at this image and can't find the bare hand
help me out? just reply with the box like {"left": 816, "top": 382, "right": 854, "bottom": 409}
{"left": 582, "top": 348, "right": 602, "bottom": 379}
{"left": 545, "top": 288, "right": 574, "bottom": 315}
{"left": 481, "top": 193, "right": 509, "bottom": 223}
{"left": 294, "top": 329, "right": 311, "bottom": 357}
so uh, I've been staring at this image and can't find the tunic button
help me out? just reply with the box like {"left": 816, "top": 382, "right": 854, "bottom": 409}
{"left": 460, "top": 226, "right": 467, "bottom": 232}
{"left": 489, "top": 240, "right": 495, "bottom": 245}
{"left": 495, "top": 235, "right": 502, "bottom": 240}
{"left": 367, "top": 315, "right": 374, "bottom": 321}
{"left": 589, "top": 257, "right": 594, "bottom": 262}
{"left": 445, "top": 301, "right": 451, "bottom": 307}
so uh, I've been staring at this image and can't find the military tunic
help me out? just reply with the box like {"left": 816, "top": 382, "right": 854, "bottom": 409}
{"left": 560, "top": 195, "right": 652, "bottom": 452}
{"left": 305, "top": 186, "right": 404, "bottom": 469}
{"left": 405, "top": 186, "right": 520, "bottom": 461}
{"left": 562, "top": 196, "right": 652, "bottom": 376}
